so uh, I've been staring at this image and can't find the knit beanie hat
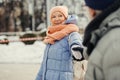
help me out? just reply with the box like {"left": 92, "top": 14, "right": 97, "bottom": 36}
{"left": 50, "top": 6, "right": 68, "bottom": 19}
{"left": 85, "top": 0, "right": 115, "bottom": 10}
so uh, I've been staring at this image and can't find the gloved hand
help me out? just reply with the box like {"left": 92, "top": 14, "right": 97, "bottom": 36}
{"left": 71, "top": 45, "right": 84, "bottom": 61}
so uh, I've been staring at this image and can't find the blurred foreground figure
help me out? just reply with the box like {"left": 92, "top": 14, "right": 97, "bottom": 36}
{"left": 83, "top": 0, "right": 120, "bottom": 80}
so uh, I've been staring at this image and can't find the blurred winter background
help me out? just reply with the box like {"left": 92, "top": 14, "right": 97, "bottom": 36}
{"left": 0, "top": 37, "right": 45, "bottom": 63}
{"left": 0, "top": 0, "right": 89, "bottom": 80}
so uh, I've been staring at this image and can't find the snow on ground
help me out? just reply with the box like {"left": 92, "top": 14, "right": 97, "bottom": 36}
{"left": 0, "top": 38, "right": 46, "bottom": 63}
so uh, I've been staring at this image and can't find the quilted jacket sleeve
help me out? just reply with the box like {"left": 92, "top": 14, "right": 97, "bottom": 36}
{"left": 68, "top": 32, "right": 83, "bottom": 47}
{"left": 68, "top": 32, "right": 84, "bottom": 60}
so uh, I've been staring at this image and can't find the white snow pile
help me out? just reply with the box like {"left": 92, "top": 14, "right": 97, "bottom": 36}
{"left": 0, "top": 36, "right": 46, "bottom": 63}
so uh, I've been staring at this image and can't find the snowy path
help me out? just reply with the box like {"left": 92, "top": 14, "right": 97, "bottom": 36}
{"left": 0, "top": 41, "right": 46, "bottom": 63}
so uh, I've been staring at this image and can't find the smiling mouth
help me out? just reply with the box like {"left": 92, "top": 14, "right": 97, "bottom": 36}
{"left": 54, "top": 21, "right": 62, "bottom": 24}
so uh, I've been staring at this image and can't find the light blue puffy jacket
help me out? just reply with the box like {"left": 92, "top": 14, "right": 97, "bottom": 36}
{"left": 35, "top": 32, "right": 83, "bottom": 80}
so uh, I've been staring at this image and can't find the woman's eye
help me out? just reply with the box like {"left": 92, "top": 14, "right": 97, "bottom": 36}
{"left": 52, "top": 16, "right": 56, "bottom": 18}
{"left": 58, "top": 15, "right": 63, "bottom": 17}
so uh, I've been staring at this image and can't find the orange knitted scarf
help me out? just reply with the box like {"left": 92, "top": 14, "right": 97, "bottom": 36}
{"left": 43, "top": 24, "right": 79, "bottom": 44}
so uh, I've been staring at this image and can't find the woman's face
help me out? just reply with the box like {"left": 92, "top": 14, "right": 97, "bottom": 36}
{"left": 88, "top": 7, "right": 102, "bottom": 20}
{"left": 51, "top": 11, "right": 66, "bottom": 26}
